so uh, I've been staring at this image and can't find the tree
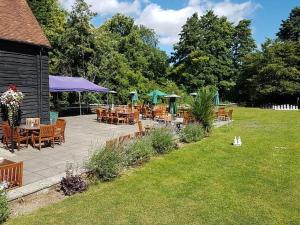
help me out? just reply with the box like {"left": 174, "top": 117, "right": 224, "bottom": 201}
{"left": 233, "top": 20, "right": 256, "bottom": 67}
{"left": 28, "top": 0, "right": 67, "bottom": 74}
{"left": 277, "top": 7, "right": 300, "bottom": 41}
{"left": 59, "top": 0, "right": 97, "bottom": 78}
{"left": 170, "top": 11, "right": 236, "bottom": 98}
{"left": 239, "top": 40, "right": 300, "bottom": 104}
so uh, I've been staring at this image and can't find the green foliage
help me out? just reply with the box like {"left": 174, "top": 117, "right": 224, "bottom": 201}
{"left": 238, "top": 40, "right": 300, "bottom": 104}
{"left": 150, "top": 128, "right": 175, "bottom": 154}
{"left": 170, "top": 11, "right": 255, "bottom": 100}
{"left": 29, "top": 1, "right": 174, "bottom": 105}
{"left": 191, "top": 87, "right": 215, "bottom": 133}
{"left": 277, "top": 7, "right": 300, "bottom": 41}
{"left": 124, "top": 136, "right": 154, "bottom": 166}
{"left": 0, "top": 189, "right": 9, "bottom": 224}
{"left": 180, "top": 123, "right": 204, "bottom": 143}
{"left": 86, "top": 145, "right": 123, "bottom": 181}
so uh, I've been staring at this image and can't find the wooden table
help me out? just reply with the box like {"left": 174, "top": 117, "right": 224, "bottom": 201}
{"left": 19, "top": 124, "right": 40, "bottom": 131}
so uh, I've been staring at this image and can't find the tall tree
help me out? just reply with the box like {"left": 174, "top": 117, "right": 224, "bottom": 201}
{"left": 170, "top": 11, "right": 235, "bottom": 98}
{"left": 28, "top": 0, "right": 67, "bottom": 74}
{"left": 277, "top": 7, "right": 300, "bottom": 41}
{"left": 239, "top": 40, "right": 300, "bottom": 104}
{"left": 233, "top": 20, "right": 256, "bottom": 66}
{"left": 59, "top": 0, "right": 96, "bottom": 78}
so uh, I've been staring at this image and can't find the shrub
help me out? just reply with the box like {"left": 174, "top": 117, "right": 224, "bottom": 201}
{"left": 0, "top": 189, "right": 9, "bottom": 224}
{"left": 180, "top": 123, "right": 204, "bottom": 143}
{"left": 191, "top": 87, "right": 215, "bottom": 133}
{"left": 150, "top": 128, "right": 175, "bottom": 154}
{"left": 60, "top": 175, "right": 87, "bottom": 196}
{"left": 125, "top": 136, "right": 154, "bottom": 166}
{"left": 86, "top": 145, "right": 123, "bottom": 181}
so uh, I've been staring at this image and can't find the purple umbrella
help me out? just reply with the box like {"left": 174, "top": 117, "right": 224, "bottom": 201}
{"left": 49, "top": 75, "right": 109, "bottom": 115}
{"left": 49, "top": 75, "right": 108, "bottom": 93}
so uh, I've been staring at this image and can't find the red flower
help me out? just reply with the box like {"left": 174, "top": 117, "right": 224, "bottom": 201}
{"left": 8, "top": 84, "right": 17, "bottom": 92}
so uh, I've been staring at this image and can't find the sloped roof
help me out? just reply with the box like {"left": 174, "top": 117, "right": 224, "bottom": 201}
{"left": 0, "top": 0, "right": 51, "bottom": 47}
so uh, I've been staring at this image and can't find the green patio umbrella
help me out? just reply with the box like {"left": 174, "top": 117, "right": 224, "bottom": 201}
{"left": 148, "top": 90, "right": 167, "bottom": 105}
{"left": 213, "top": 91, "right": 220, "bottom": 106}
{"left": 165, "top": 93, "right": 181, "bottom": 115}
{"left": 130, "top": 91, "right": 138, "bottom": 104}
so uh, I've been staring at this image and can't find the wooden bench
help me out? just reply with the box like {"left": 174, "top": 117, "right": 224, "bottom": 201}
{"left": 0, "top": 159, "right": 23, "bottom": 188}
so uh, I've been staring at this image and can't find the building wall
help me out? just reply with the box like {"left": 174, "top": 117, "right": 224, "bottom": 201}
{"left": 0, "top": 40, "right": 50, "bottom": 130}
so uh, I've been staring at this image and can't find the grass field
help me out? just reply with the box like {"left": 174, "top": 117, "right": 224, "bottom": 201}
{"left": 6, "top": 108, "right": 300, "bottom": 225}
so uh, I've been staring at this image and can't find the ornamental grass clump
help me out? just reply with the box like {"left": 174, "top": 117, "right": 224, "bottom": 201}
{"left": 191, "top": 87, "right": 215, "bottom": 133}
{"left": 0, "top": 189, "right": 9, "bottom": 224}
{"left": 124, "top": 136, "right": 154, "bottom": 166}
{"left": 180, "top": 123, "right": 205, "bottom": 143}
{"left": 86, "top": 145, "right": 124, "bottom": 182}
{"left": 150, "top": 128, "right": 175, "bottom": 154}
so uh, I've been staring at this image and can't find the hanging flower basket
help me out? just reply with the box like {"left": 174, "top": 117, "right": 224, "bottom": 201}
{"left": 0, "top": 85, "right": 24, "bottom": 127}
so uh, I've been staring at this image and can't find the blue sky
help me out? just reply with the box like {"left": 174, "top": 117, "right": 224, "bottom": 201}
{"left": 60, "top": 0, "right": 299, "bottom": 54}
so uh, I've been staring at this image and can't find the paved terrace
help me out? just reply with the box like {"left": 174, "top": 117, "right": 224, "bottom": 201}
{"left": 0, "top": 115, "right": 153, "bottom": 185}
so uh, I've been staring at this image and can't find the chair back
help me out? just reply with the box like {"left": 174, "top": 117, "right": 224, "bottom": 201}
{"left": 1, "top": 123, "right": 21, "bottom": 139}
{"left": 227, "top": 109, "right": 233, "bottom": 120}
{"left": 26, "top": 118, "right": 40, "bottom": 126}
{"left": 218, "top": 107, "right": 226, "bottom": 116}
{"left": 137, "top": 121, "right": 143, "bottom": 132}
{"left": 119, "top": 134, "right": 131, "bottom": 144}
{"left": 106, "top": 138, "right": 118, "bottom": 148}
{"left": 133, "top": 111, "right": 139, "bottom": 121}
{"left": 39, "top": 125, "right": 55, "bottom": 138}
{"left": 56, "top": 119, "right": 66, "bottom": 133}
{"left": 134, "top": 131, "right": 143, "bottom": 138}
{"left": 2, "top": 123, "right": 10, "bottom": 139}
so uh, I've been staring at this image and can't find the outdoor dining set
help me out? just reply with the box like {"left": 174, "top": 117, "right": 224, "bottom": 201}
{"left": 1, "top": 117, "right": 66, "bottom": 151}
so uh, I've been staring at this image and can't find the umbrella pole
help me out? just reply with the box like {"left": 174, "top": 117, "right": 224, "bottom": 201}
{"left": 78, "top": 92, "right": 82, "bottom": 115}
{"left": 107, "top": 92, "right": 109, "bottom": 108}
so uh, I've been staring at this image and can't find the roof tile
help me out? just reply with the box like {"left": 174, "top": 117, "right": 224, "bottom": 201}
{"left": 0, "top": 0, "right": 51, "bottom": 47}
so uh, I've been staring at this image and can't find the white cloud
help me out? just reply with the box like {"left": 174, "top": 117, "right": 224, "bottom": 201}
{"left": 211, "top": 0, "right": 261, "bottom": 23}
{"left": 59, "top": 0, "right": 142, "bottom": 15}
{"left": 136, "top": 3, "right": 204, "bottom": 45}
{"left": 59, "top": 0, "right": 260, "bottom": 46}
{"left": 136, "top": 0, "right": 260, "bottom": 45}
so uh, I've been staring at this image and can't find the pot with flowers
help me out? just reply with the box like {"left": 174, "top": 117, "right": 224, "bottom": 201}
{"left": 0, "top": 85, "right": 24, "bottom": 151}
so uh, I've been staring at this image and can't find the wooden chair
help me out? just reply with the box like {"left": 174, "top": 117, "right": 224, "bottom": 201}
{"left": 217, "top": 107, "right": 226, "bottom": 121}
{"left": 128, "top": 111, "right": 139, "bottom": 124}
{"left": 113, "top": 112, "right": 125, "bottom": 125}
{"left": 0, "top": 161, "right": 23, "bottom": 188}
{"left": 32, "top": 125, "right": 55, "bottom": 150}
{"left": 54, "top": 119, "right": 66, "bottom": 144}
{"left": 1, "top": 124, "right": 29, "bottom": 150}
{"left": 101, "top": 110, "right": 109, "bottom": 123}
{"left": 106, "top": 138, "right": 118, "bottom": 148}
{"left": 225, "top": 109, "right": 233, "bottom": 121}
{"left": 137, "top": 121, "right": 146, "bottom": 136}
{"left": 26, "top": 118, "right": 40, "bottom": 126}
{"left": 134, "top": 131, "right": 143, "bottom": 138}
{"left": 96, "top": 108, "right": 102, "bottom": 122}
{"left": 119, "top": 134, "right": 131, "bottom": 144}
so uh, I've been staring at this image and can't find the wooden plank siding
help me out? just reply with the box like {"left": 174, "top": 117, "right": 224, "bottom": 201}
{"left": 0, "top": 40, "right": 50, "bottom": 136}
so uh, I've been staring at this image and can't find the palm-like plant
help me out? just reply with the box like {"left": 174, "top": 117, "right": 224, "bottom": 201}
{"left": 191, "top": 87, "right": 215, "bottom": 133}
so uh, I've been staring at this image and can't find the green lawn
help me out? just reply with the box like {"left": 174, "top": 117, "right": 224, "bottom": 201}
{"left": 7, "top": 108, "right": 300, "bottom": 225}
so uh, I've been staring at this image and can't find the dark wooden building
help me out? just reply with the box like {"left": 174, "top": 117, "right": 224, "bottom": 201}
{"left": 0, "top": 0, "right": 51, "bottom": 128}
